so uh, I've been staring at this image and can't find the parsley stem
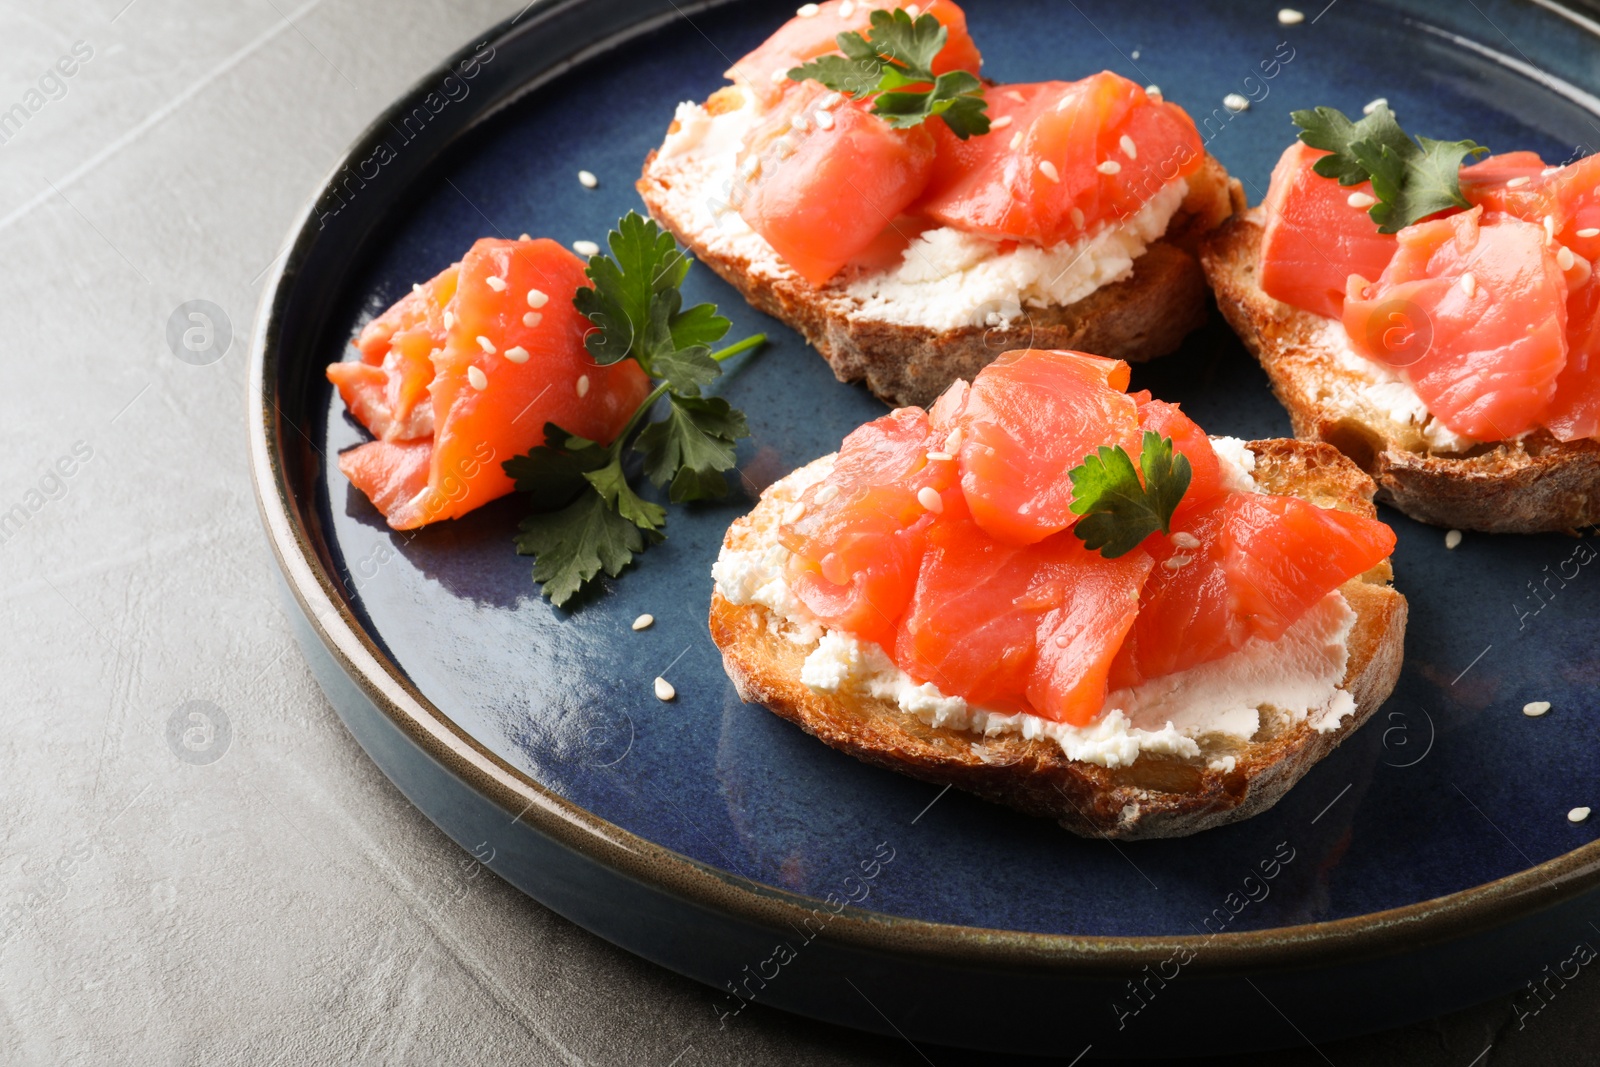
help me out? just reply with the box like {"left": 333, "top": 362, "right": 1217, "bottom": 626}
{"left": 606, "top": 334, "right": 768, "bottom": 462}
{"left": 710, "top": 333, "right": 767, "bottom": 363}
{"left": 610, "top": 381, "right": 672, "bottom": 459}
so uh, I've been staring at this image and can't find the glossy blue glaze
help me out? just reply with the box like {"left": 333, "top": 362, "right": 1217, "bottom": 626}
{"left": 311, "top": 0, "right": 1599, "bottom": 940}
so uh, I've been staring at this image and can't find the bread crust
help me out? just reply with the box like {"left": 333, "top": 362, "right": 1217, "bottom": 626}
{"left": 708, "top": 439, "right": 1407, "bottom": 839}
{"left": 1201, "top": 213, "right": 1600, "bottom": 533}
{"left": 639, "top": 118, "right": 1243, "bottom": 408}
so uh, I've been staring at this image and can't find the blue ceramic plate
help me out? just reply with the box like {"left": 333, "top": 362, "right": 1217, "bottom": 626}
{"left": 252, "top": 0, "right": 1600, "bottom": 1056}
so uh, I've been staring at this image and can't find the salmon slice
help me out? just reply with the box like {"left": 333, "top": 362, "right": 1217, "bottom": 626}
{"left": 1257, "top": 142, "right": 1397, "bottom": 320}
{"left": 894, "top": 507, "right": 1152, "bottom": 724}
{"left": 1342, "top": 207, "right": 1568, "bottom": 440}
{"left": 1130, "top": 391, "right": 1224, "bottom": 520}
{"left": 354, "top": 263, "right": 458, "bottom": 363}
{"left": 1462, "top": 151, "right": 1600, "bottom": 264}
{"left": 338, "top": 439, "right": 432, "bottom": 522}
{"left": 919, "top": 74, "right": 1203, "bottom": 246}
{"left": 727, "top": 0, "right": 981, "bottom": 110}
{"left": 737, "top": 82, "right": 937, "bottom": 286}
{"left": 1544, "top": 275, "right": 1600, "bottom": 441}
{"left": 339, "top": 238, "right": 651, "bottom": 530}
{"left": 780, "top": 406, "right": 959, "bottom": 650}
{"left": 328, "top": 264, "right": 458, "bottom": 441}
{"left": 1109, "top": 491, "right": 1396, "bottom": 690}
{"left": 953, "top": 349, "right": 1141, "bottom": 545}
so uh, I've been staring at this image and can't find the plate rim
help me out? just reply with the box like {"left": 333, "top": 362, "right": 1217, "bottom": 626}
{"left": 248, "top": 0, "right": 1600, "bottom": 974}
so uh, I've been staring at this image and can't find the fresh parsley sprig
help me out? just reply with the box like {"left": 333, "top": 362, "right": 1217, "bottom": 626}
{"left": 1291, "top": 104, "right": 1487, "bottom": 233}
{"left": 504, "top": 213, "right": 765, "bottom": 607}
{"left": 788, "top": 8, "right": 990, "bottom": 139}
{"left": 1068, "top": 432, "right": 1192, "bottom": 559}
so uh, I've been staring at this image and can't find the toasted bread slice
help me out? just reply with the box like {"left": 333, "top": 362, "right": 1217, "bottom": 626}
{"left": 1202, "top": 211, "right": 1600, "bottom": 533}
{"left": 709, "top": 439, "right": 1406, "bottom": 839}
{"left": 639, "top": 89, "right": 1244, "bottom": 408}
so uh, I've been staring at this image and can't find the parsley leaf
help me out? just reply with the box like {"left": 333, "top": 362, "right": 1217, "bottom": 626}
{"left": 633, "top": 395, "right": 750, "bottom": 503}
{"left": 788, "top": 8, "right": 989, "bottom": 138}
{"left": 504, "top": 424, "right": 609, "bottom": 506}
{"left": 585, "top": 459, "right": 667, "bottom": 533}
{"left": 574, "top": 212, "right": 729, "bottom": 370}
{"left": 1068, "top": 432, "right": 1192, "bottom": 559}
{"left": 513, "top": 490, "right": 652, "bottom": 608}
{"left": 1291, "top": 104, "right": 1487, "bottom": 233}
{"left": 505, "top": 212, "right": 766, "bottom": 606}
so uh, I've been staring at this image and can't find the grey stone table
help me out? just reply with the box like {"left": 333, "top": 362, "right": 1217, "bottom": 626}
{"left": 2, "top": 1, "right": 1595, "bottom": 1063}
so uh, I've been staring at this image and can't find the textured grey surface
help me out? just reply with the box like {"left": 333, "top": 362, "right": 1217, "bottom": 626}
{"left": 0, "top": 1, "right": 1596, "bottom": 1063}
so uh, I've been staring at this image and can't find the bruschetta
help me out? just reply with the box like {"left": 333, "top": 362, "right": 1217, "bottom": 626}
{"left": 709, "top": 348, "right": 1407, "bottom": 838}
{"left": 639, "top": 1, "right": 1241, "bottom": 407}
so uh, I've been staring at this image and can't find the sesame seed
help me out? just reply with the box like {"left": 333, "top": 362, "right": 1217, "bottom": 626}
{"left": 1523, "top": 700, "right": 1551, "bottom": 717}
{"left": 1170, "top": 531, "right": 1200, "bottom": 550}
{"left": 905, "top": 3, "right": 919, "bottom": 15}
{"left": 1569, "top": 806, "right": 1591, "bottom": 824}
{"left": 576, "top": 374, "right": 590, "bottom": 398}
{"left": 1543, "top": 167, "right": 1561, "bottom": 177}
{"left": 925, "top": 451, "right": 953, "bottom": 462}
{"left": 1119, "top": 134, "right": 1138, "bottom": 160}
{"left": 476, "top": 336, "right": 496, "bottom": 354}
{"left": 1009, "top": 131, "right": 1024, "bottom": 151}
{"left": 770, "top": 67, "right": 788, "bottom": 84}
{"left": 1070, "top": 207, "right": 1085, "bottom": 229}
{"left": 486, "top": 275, "right": 507, "bottom": 292}
{"left": 519, "top": 233, "right": 531, "bottom": 241}
{"left": 1445, "top": 528, "right": 1463, "bottom": 549}
{"left": 1038, "top": 160, "right": 1061, "bottom": 183}
{"left": 504, "top": 345, "right": 530, "bottom": 364}
{"left": 412, "top": 283, "right": 425, "bottom": 296}
{"left": 790, "top": 113, "right": 809, "bottom": 131}
{"left": 1162, "top": 554, "right": 1191, "bottom": 572}
{"left": 574, "top": 240, "right": 601, "bottom": 257}
{"left": 814, "top": 484, "right": 840, "bottom": 505}
{"left": 1145, "top": 84, "right": 1162, "bottom": 99}
{"left": 1578, "top": 228, "right": 1600, "bottom": 238}
{"left": 632, "top": 613, "right": 654, "bottom": 631}
{"left": 772, "top": 135, "right": 796, "bottom": 159}
{"left": 815, "top": 110, "right": 834, "bottom": 130}
{"left": 1005, "top": 89, "right": 1027, "bottom": 103}
{"left": 1278, "top": 7, "right": 1304, "bottom": 23}
{"left": 819, "top": 91, "right": 843, "bottom": 110}
{"left": 991, "top": 115, "right": 1014, "bottom": 130}
{"left": 1558, "top": 246, "right": 1576, "bottom": 271}
{"left": 467, "top": 365, "right": 488, "bottom": 390}
{"left": 1096, "top": 160, "right": 1122, "bottom": 175}
{"left": 945, "top": 427, "right": 963, "bottom": 451}
{"left": 1460, "top": 273, "right": 1476, "bottom": 298}
{"left": 523, "top": 312, "right": 542, "bottom": 328}
{"left": 916, "top": 486, "right": 943, "bottom": 513}
{"left": 1362, "top": 97, "right": 1388, "bottom": 115}
{"left": 443, "top": 311, "right": 455, "bottom": 330}
{"left": 1544, "top": 215, "right": 1557, "bottom": 245}
{"left": 784, "top": 501, "right": 806, "bottom": 523}
{"left": 578, "top": 169, "right": 599, "bottom": 189}
{"left": 796, "top": 2, "right": 819, "bottom": 15}
{"left": 654, "top": 677, "right": 677, "bottom": 701}
{"left": 1347, "top": 191, "right": 1377, "bottom": 209}
{"left": 740, "top": 155, "right": 761, "bottom": 180}
{"left": 1223, "top": 93, "right": 1250, "bottom": 112}
{"left": 839, "top": 0, "right": 854, "bottom": 15}
{"left": 1505, "top": 176, "right": 1531, "bottom": 188}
